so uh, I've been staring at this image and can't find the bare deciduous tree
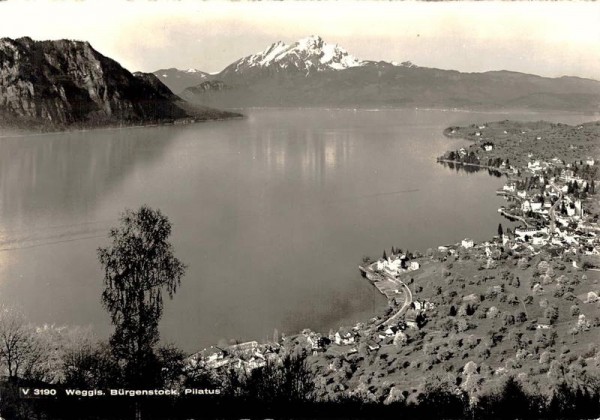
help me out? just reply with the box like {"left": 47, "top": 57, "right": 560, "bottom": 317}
{"left": 0, "top": 305, "right": 39, "bottom": 379}
{"left": 27, "top": 325, "right": 96, "bottom": 383}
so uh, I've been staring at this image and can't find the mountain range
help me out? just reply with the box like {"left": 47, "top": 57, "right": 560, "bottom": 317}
{"left": 160, "top": 35, "right": 600, "bottom": 113}
{"left": 0, "top": 37, "right": 237, "bottom": 131}
{"left": 154, "top": 67, "right": 210, "bottom": 95}
{"left": 2, "top": 35, "right": 597, "bottom": 132}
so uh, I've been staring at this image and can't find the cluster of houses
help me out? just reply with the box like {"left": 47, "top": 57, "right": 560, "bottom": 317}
{"left": 434, "top": 237, "right": 503, "bottom": 265}
{"left": 496, "top": 155, "right": 599, "bottom": 254}
{"left": 188, "top": 312, "right": 437, "bottom": 373}
{"left": 374, "top": 250, "right": 420, "bottom": 277}
{"left": 187, "top": 340, "right": 283, "bottom": 373}
{"left": 325, "top": 299, "right": 436, "bottom": 355}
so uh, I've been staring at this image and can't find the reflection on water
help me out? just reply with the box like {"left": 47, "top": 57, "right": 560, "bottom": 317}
{"left": 257, "top": 128, "right": 353, "bottom": 184}
{"left": 0, "top": 109, "right": 595, "bottom": 351}
{"left": 0, "top": 128, "right": 176, "bottom": 235}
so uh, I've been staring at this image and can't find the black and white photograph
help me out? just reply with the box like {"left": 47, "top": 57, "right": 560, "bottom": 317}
{"left": 0, "top": 1, "right": 599, "bottom": 419}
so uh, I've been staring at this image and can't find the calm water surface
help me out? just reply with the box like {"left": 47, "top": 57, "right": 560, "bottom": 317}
{"left": 0, "top": 109, "right": 594, "bottom": 350}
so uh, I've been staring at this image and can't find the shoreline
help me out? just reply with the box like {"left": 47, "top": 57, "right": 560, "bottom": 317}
{"left": 436, "top": 158, "right": 508, "bottom": 173}
{"left": 192, "top": 117, "right": 600, "bottom": 402}
{"left": 0, "top": 114, "right": 245, "bottom": 140}
{"left": 220, "top": 105, "right": 597, "bottom": 116}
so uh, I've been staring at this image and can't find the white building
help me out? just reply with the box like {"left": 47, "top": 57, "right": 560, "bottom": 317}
{"left": 334, "top": 330, "right": 355, "bottom": 346}
{"left": 562, "top": 169, "right": 575, "bottom": 181}
{"left": 515, "top": 227, "right": 548, "bottom": 240}
{"left": 503, "top": 183, "right": 516, "bottom": 192}
{"left": 531, "top": 201, "right": 543, "bottom": 212}
{"left": 528, "top": 161, "right": 542, "bottom": 172}
{"left": 376, "top": 257, "right": 402, "bottom": 275}
{"left": 461, "top": 238, "right": 474, "bottom": 248}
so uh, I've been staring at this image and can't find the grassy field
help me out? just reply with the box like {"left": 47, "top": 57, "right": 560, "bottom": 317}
{"left": 301, "top": 249, "right": 600, "bottom": 403}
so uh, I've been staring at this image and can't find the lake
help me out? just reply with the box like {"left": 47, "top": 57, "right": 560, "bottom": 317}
{"left": 0, "top": 109, "right": 594, "bottom": 351}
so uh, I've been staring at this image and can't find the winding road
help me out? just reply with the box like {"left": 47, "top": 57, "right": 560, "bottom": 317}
{"left": 359, "top": 263, "right": 414, "bottom": 327}
{"left": 383, "top": 275, "right": 413, "bottom": 326}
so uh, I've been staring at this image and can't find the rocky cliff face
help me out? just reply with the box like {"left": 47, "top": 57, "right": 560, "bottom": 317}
{"left": 0, "top": 37, "right": 190, "bottom": 129}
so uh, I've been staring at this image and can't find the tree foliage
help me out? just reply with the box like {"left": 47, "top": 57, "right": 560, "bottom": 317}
{"left": 98, "top": 205, "right": 186, "bottom": 386}
{"left": 63, "top": 340, "right": 122, "bottom": 388}
{"left": 222, "top": 352, "right": 316, "bottom": 405}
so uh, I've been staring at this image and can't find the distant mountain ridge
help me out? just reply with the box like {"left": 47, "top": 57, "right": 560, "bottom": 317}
{"left": 152, "top": 67, "right": 210, "bottom": 95}
{"left": 174, "top": 36, "right": 600, "bottom": 113}
{"left": 0, "top": 37, "right": 236, "bottom": 131}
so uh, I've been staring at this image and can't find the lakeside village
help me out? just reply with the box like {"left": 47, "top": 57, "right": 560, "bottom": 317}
{"left": 187, "top": 120, "right": 600, "bottom": 402}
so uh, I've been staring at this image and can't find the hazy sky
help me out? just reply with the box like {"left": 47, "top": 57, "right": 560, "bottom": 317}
{"left": 0, "top": 1, "right": 599, "bottom": 79}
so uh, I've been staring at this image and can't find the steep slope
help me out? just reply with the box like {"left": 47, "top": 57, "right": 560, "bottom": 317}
{"left": 217, "top": 35, "right": 366, "bottom": 82}
{"left": 152, "top": 67, "right": 210, "bottom": 94}
{"left": 181, "top": 36, "right": 600, "bottom": 113}
{"left": 0, "top": 37, "right": 236, "bottom": 131}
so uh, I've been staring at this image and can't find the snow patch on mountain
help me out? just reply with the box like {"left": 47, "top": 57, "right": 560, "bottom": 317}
{"left": 258, "top": 41, "right": 289, "bottom": 66}
{"left": 234, "top": 35, "right": 365, "bottom": 73}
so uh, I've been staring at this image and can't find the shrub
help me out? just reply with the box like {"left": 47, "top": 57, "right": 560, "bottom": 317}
{"left": 570, "top": 305, "right": 580, "bottom": 317}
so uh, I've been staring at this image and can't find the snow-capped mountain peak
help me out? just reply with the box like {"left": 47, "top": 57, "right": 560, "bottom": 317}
{"left": 257, "top": 41, "right": 289, "bottom": 66}
{"left": 296, "top": 35, "right": 325, "bottom": 51}
{"left": 230, "top": 35, "right": 365, "bottom": 74}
